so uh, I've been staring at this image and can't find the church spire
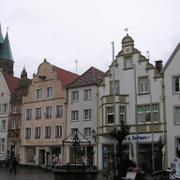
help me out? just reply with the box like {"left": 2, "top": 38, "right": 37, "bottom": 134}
{"left": 0, "top": 29, "right": 13, "bottom": 61}
{"left": 0, "top": 23, "right": 4, "bottom": 44}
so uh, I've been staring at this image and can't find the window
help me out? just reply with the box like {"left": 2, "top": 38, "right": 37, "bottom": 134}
{"left": 110, "top": 81, "right": 119, "bottom": 95}
{"left": 174, "top": 106, "right": 180, "bottom": 125}
{"left": 71, "top": 128, "right": 78, "bottom": 137}
{"left": 173, "top": 76, "right": 180, "bottom": 93}
{"left": 55, "top": 126, "right": 62, "bottom": 138}
{"left": 84, "top": 127, "right": 91, "bottom": 137}
{"left": 12, "top": 119, "right": 17, "bottom": 129}
{"left": 0, "top": 104, "right": 1, "bottom": 113}
{"left": 47, "top": 87, "right": 53, "bottom": 98}
{"left": 84, "top": 109, "right": 92, "bottom": 121}
{"left": 26, "top": 109, "right": 32, "bottom": 120}
{"left": 139, "top": 77, "right": 149, "bottom": 94}
{"left": 124, "top": 59, "right": 133, "bottom": 69}
{"left": 175, "top": 137, "right": 180, "bottom": 158}
{"left": 45, "top": 106, "right": 52, "bottom": 119}
{"left": 119, "top": 106, "right": 126, "bottom": 122}
{"left": 71, "top": 111, "right": 79, "bottom": 121}
{"left": 106, "top": 106, "right": 114, "bottom": 125}
{"left": 45, "top": 126, "right": 51, "bottom": 139}
{"left": 137, "top": 104, "right": 159, "bottom": 123}
{"left": 2, "top": 103, "right": 7, "bottom": 113}
{"left": 25, "top": 128, "right": 31, "bottom": 139}
{"left": 71, "top": 91, "right": 79, "bottom": 102}
{"left": 35, "top": 127, "right": 41, "bottom": 139}
{"left": 36, "top": 88, "right": 43, "bottom": 100}
{"left": 84, "top": 89, "right": 92, "bottom": 101}
{"left": 12, "top": 106, "right": 17, "bottom": 113}
{"left": 1, "top": 120, "right": 6, "bottom": 131}
{"left": 35, "top": 108, "right": 41, "bottom": 119}
{"left": 56, "top": 105, "right": 63, "bottom": 118}
{"left": 0, "top": 138, "right": 5, "bottom": 153}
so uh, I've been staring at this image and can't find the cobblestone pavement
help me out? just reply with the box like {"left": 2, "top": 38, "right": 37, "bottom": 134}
{"left": 0, "top": 167, "right": 54, "bottom": 180}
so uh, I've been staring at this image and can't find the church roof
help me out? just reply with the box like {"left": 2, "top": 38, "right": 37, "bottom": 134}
{"left": 4, "top": 74, "right": 21, "bottom": 94}
{"left": 0, "top": 32, "right": 13, "bottom": 61}
{"left": 67, "top": 66, "right": 105, "bottom": 88}
{"left": 52, "top": 65, "right": 79, "bottom": 88}
{"left": 0, "top": 23, "right": 4, "bottom": 44}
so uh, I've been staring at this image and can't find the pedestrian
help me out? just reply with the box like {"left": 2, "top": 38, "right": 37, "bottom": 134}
{"left": 9, "top": 157, "right": 18, "bottom": 174}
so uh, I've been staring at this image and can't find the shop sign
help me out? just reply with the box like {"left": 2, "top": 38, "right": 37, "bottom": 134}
{"left": 125, "top": 134, "right": 159, "bottom": 142}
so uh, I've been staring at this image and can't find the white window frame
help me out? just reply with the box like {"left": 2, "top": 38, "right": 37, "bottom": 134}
{"left": 139, "top": 76, "right": 149, "bottom": 94}
{"left": 84, "top": 127, "right": 91, "bottom": 137}
{"left": 71, "top": 110, "right": 79, "bottom": 121}
{"left": 106, "top": 106, "right": 114, "bottom": 125}
{"left": 56, "top": 105, "right": 63, "bottom": 118}
{"left": 71, "top": 91, "right": 79, "bottom": 102}
{"left": 36, "top": 88, "right": 43, "bottom": 100}
{"left": 173, "top": 76, "right": 180, "bottom": 94}
{"left": 174, "top": 106, "right": 180, "bottom": 125}
{"left": 84, "top": 89, "right": 92, "bottom": 101}
{"left": 26, "top": 109, "right": 32, "bottom": 120}
{"left": 55, "top": 126, "right": 62, "bottom": 138}
{"left": 84, "top": 109, "right": 92, "bottom": 121}
{"left": 47, "top": 87, "right": 53, "bottom": 98}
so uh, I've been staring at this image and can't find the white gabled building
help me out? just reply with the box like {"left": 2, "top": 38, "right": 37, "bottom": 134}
{"left": 66, "top": 67, "right": 104, "bottom": 169}
{"left": 163, "top": 43, "right": 180, "bottom": 166}
{"left": 98, "top": 34, "right": 166, "bottom": 173}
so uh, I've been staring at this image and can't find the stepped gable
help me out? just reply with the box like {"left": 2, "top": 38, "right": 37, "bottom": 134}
{"left": 52, "top": 65, "right": 79, "bottom": 88}
{"left": 67, "top": 66, "right": 105, "bottom": 88}
{"left": 3, "top": 74, "right": 21, "bottom": 94}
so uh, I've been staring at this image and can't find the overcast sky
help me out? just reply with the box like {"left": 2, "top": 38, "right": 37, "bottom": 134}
{"left": 1, "top": 0, "right": 180, "bottom": 77}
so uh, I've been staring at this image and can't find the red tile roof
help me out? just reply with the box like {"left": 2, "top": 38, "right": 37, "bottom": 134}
{"left": 52, "top": 65, "right": 79, "bottom": 88}
{"left": 67, "top": 66, "right": 105, "bottom": 88}
{"left": 3, "top": 74, "right": 21, "bottom": 94}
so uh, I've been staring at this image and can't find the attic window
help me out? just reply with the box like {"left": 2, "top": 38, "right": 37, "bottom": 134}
{"left": 1, "top": 92, "right": 4, "bottom": 97}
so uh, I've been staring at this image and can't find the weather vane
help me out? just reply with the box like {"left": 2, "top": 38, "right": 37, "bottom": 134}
{"left": 124, "top": 27, "right": 129, "bottom": 34}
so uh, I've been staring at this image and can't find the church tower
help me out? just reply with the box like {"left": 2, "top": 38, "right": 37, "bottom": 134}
{"left": 0, "top": 24, "right": 14, "bottom": 75}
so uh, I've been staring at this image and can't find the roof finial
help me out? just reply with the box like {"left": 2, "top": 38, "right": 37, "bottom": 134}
{"left": 75, "top": 59, "right": 78, "bottom": 74}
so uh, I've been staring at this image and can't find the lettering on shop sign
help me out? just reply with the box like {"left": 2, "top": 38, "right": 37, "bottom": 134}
{"left": 125, "top": 135, "right": 151, "bottom": 141}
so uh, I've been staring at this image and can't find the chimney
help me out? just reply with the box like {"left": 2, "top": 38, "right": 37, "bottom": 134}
{"left": 155, "top": 60, "right": 163, "bottom": 72}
